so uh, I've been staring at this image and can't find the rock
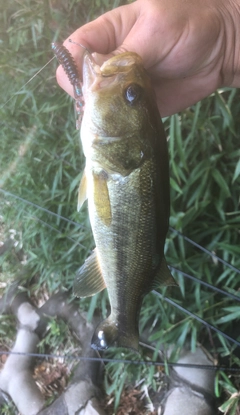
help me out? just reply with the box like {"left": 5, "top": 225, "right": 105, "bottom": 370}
{"left": 163, "top": 386, "right": 215, "bottom": 415}
{"left": 162, "top": 347, "right": 216, "bottom": 415}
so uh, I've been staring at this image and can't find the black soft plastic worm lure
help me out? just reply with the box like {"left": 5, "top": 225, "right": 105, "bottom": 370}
{"left": 52, "top": 42, "right": 84, "bottom": 128}
{"left": 52, "top": 43, "right": 80, "bottom": 87}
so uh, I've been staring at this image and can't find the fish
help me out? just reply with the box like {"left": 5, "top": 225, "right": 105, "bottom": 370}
{"left": 73, "top": 50, "right": 176, "bottom": 351}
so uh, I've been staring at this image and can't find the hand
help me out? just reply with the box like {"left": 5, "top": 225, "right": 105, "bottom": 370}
{"left": 56, "top": 0, "right": 240, "bottom": 117}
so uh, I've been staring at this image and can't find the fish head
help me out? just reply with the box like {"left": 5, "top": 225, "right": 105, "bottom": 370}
{"left": 81, "top": 51, "right": 160, "bottom": 160}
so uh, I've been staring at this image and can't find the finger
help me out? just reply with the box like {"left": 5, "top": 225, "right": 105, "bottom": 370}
{"left": 155, "top": 67, "right": 221, "bottom": 117}
{"left": 56, "top": 3, "right": 138, "bottom": 96}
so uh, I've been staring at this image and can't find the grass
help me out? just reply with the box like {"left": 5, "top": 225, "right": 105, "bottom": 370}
{"left": 0, "top": 0, "right": 240, "bottom": 413}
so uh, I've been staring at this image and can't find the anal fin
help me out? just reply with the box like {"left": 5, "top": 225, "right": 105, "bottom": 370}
{"left": 73, "top": 249, "right": 106, "bottom": 297}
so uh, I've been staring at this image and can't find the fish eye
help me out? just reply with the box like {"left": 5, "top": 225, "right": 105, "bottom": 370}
{"left": 124, "top": 83, "right": 142, "bottom": 105}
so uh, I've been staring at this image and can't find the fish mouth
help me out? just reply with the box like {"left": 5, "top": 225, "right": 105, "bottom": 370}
{"left": 82, "top": 52, "right": 101, "bottom": 92}
{"left": 82, "top": 51, "right": 143, "bottom": 92}
{"left": 82, "top": 52, "right": 114, "bottom": 95}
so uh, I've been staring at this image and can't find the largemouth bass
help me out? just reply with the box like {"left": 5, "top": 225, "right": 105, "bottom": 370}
{"left": 73, "top": 50, "right": 176, "bottom": 351}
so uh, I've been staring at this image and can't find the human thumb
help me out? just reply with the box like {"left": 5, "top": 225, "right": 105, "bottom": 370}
{"left": 56, "top": 2, "right": 139, "bottom": 97}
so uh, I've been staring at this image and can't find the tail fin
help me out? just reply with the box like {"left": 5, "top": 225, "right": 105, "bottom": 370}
{"left": 91, "top": 316, "right": 139, "bottom": 351}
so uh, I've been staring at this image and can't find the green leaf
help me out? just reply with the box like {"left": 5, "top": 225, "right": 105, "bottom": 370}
{"left": 215, "top": 91, "right": 235, "bottom": 133}
{"left": 170, "top": 177, "right": 183, "bottom": 194}
{"left": 232, "top": 159, "right": 240, "bottom": 183}
{"left": 217, "top": 243, "right": 240, "bottom": 255}
{"left": 215, "top": 306, "right": 240, "bottom": 324}
{"left": 216, "top": 311, "right": 240, "bottom": 324}
{"left": 219, "top": 396, "right": 239, "bottom": 414}
{"left": 211, "top": 169, "right": 231, "bottom": 197}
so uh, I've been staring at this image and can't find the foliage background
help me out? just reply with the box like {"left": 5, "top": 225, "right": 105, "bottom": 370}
{"left": 0, "top": 0, "right": 240, "bottom": 413}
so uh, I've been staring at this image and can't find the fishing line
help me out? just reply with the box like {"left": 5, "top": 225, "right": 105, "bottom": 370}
{"left": 1, "top": 187, "right": 239, "bottom": 307}
{"left": 26, "top": 213, "right": 87, "bottom": 249}
{"left": 0, "top": 350, "right": 238, "bottom": 372}
{"left": 170, "top": 266, "right": 240, "bottom": 302}
{"left": 68, "top": 38, "right": 91, "bottom": 53}
{"left": 1, "top": 188, "right": 239, "bottom": 341}
{"left": 1, "top": 188, "right": 239, "bottom": 279}
{"left": 0, "top": 188, "right": 84, "bottom": 229}
{"left": 0, "top": 57, "right": 55, "bottom": 111}
{"left": 170, "top": 227, "right": 240, "bottom": 275}
{"left": 154, "top": 291, "right": 240, "bottom": 348}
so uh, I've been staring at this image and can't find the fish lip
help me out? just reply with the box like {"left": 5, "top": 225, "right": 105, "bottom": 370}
{"left": 82, "top": 52, "right": 121, "bottom": 96}
{"left": 82, "top": 52, "right": 101, "bottom": 91}
{"left": 82, "top": 51, "right": 145, "bottom": 91}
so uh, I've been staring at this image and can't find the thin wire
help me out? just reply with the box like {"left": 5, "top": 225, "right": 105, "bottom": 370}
{"left": 1, "top": 187, "right": 239, "bottom": 306}
{"left": 1, "top": 188, "right": 239, "bottom": 278}
{"left": 0, "top": 350, "right": 239, "bottom": 372}
{"left": 0, "top": 188, "right": 84, "bottom": 229}
{"left": 26, "top": 213, "right": 87, "bottom": 249}
{"left": 68, "top": 38, "right": 90, "bottom": 53}
{"left": 170, "top": 266, "right": 240, "bottom": 302}
{"left": 170, "top": 227, "right": 240, "bottom": 275}
{"left": 154, "top": 291, "right": 240, "bottom": 348}
{"left": 0, "top": 57, "right": 55, "bottom": 110}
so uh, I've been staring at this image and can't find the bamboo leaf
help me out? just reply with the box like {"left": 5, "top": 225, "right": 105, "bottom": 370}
{"left": 232, "top": 159, "right": 240, "bottom": 183}
{"left": 211, "top": 169, "right": 231, "bottom": 197}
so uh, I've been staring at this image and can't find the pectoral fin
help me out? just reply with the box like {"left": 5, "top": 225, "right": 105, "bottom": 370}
{"left": 73, "top": 249, "right": 106, "bottom": 297}
{"left": 153, "top": 257, "right": 178, "bottom": 288}
{"left": 93, "top": 170, "right": 112, "bottom": 226}
{"left": 77, "top": 170, "right": 87, "bottom": 212}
